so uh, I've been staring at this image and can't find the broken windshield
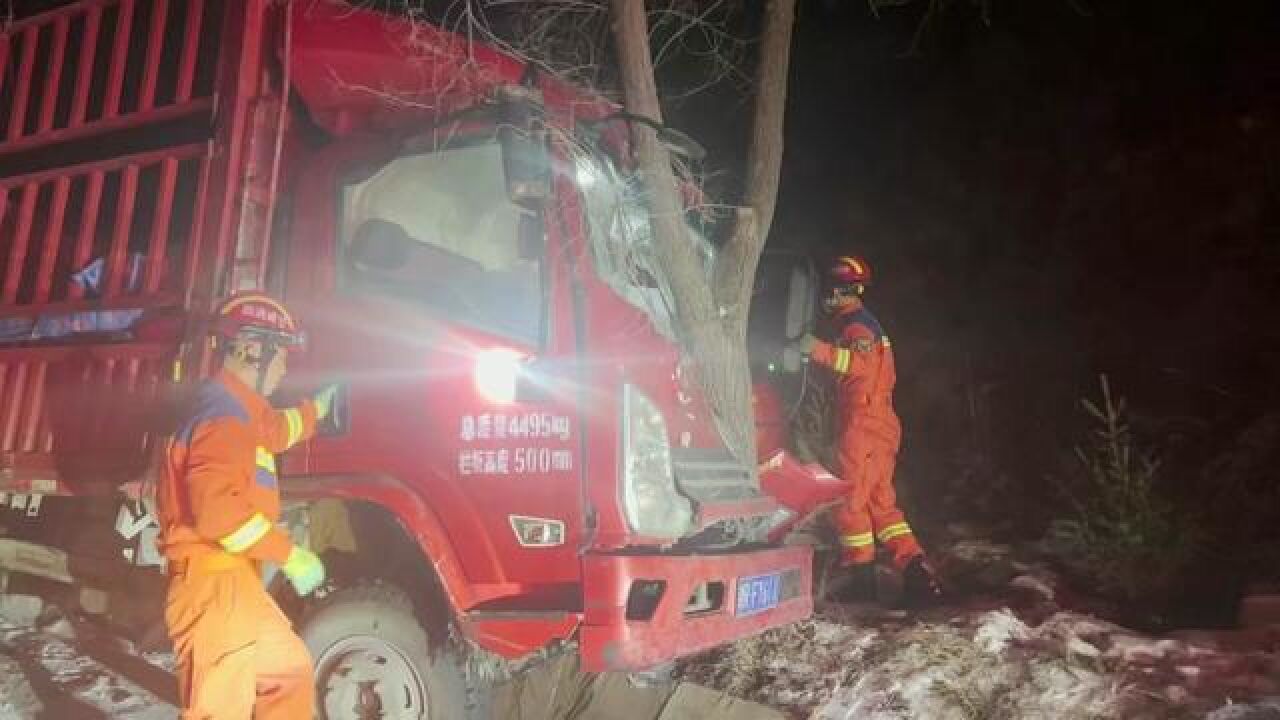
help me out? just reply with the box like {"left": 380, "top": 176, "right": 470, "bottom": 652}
{"left": 576, "top": 150, "right": 714, "bottom": 340}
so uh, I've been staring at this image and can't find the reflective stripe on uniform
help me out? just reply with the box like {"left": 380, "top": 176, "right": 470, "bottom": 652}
{"left": 254, "top": 446, "right": 278, "bottom": 489}
{"left": 840, "top": 532, "right": 875, "bottom": 548}
{"left": 255, "top": 446, "right": 276, "bottom": 473}
{"left": 283, "top": 408, "right": 304, "bottom": 446}
{"left": 876, "top": 522, "right": 912, "bottom": 543}
{"left": 833, "top": 348, "right": 852, "bottom": 374}
{"left": 219, "top": 512, "right": 272, "bottom": 553}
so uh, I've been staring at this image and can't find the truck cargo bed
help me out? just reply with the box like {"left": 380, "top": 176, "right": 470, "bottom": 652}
{"left": 2, "top": 0, "right": 269, "bottom": 493}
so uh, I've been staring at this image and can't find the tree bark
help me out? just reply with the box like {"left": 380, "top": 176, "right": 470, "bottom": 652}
{"left": 610, "top": 0, "right": 796, "bottom": 466}
{"left": 610, "top": 0, "right": 755, "bottom": 464}
{"left": 714, "top": 0, "right": 796, "bottom": 323}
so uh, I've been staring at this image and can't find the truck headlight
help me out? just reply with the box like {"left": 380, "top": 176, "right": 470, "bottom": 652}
{"left": 474, "top": 348, "right": 523, "bottom": 404}
{"left": 621, "top": 384, "right": 693, "bottom": 539}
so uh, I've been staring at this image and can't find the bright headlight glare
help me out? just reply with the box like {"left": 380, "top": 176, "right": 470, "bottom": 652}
{"left": 575, "top": 159, "right": 598, "bottom": 188}
{"left": 621, "top": 384, "right": 693, "bottom": 538}
{"left": 474, "top": 348, "right": 523, "bottom": 404}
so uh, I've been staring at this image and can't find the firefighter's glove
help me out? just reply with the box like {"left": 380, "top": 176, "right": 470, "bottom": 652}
{"left": 312, "top": 384, "right": 339, "bottom": 420}
{"left": 283, "top": 546, "right": 326, "bottom": 596}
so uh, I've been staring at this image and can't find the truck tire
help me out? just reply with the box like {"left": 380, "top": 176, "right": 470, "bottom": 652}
{"left": 300, "top": 583, "right": 467, "bottom": 720}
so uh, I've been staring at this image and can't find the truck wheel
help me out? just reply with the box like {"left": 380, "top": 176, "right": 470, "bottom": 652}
{"left": 301, "top": 584, "right": 467, "bottom": 720}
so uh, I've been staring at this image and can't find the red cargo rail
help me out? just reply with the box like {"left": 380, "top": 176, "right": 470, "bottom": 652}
{"left": 1, "top": 0, "right": 225, "bottom": 309}
{"left": 0, "top": 0, "right": 217, "bottom": 153}
{"left": 0, "top": 0, "right": 267, "bottom": 494}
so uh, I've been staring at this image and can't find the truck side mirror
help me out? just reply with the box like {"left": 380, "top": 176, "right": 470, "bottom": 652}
{"left": 782, "top": 262, "right": 817, "bottom": 373}
{"left": 497, "top": 86, "right": 551, "bottom": 206}
{"left": 784, "top": 263, "right": 816, "bottom": 342}
{"left": 349, "top": 219, "right": 415, "bottom": 273}
{"left": 748, "top": 251, "right": 818, "bottom": 376}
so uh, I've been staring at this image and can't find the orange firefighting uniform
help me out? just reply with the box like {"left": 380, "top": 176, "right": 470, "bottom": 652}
{"left": 156, "top": 370, "right": 318, "bottom": 720}
{"left": 809, "top": 298, "right": 923, "bottom": 569}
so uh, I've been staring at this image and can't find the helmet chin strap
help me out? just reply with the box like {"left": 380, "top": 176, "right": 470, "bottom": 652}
{"left": 253, "top": 341, "right": 281, "bottom": 396}
{"left": 230, "top": 336, "right": 281, "bottom": 395}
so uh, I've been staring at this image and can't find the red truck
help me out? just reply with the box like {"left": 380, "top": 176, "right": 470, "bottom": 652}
{"left": 0, "top": 0, "right": 813, "bottom": 714}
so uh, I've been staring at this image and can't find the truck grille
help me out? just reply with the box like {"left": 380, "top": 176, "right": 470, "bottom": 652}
{"left": 671, "top": 448, "right": 757, "bottom": 502}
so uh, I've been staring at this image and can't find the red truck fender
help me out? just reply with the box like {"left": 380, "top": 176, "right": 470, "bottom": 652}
{"left": 280, "top": 474, "right": 499, "bottom": 613}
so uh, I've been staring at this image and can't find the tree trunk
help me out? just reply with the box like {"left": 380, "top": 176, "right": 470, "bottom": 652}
{"left": 610, "top": 0, "right": 796, "bottom": 466}
{"left": 715, "top": 0, "right": 796, "bottom": 321}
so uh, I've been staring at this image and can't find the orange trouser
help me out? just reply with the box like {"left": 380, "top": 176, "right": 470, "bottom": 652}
{"left": 832, "top": 436, "right": 922, "bottom": 570}
{"left": 164, "top": 554, "right": 314, "bottom": 720}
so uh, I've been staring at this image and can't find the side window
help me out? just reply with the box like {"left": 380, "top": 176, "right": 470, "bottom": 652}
{"left": 338, "top": 142, "right": 543, "bottom": 345}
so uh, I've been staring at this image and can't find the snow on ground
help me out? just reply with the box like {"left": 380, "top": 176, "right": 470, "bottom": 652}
{"left": 3, "top": 536, "right": 1280, "bottom": 720}
{"left": 681, "top": 603, "right": 1280, "bottom": 719}
{"left": 681, "top": 607, "right": 1129, "bottom": 719}
{"left": 0, "top": 651, "right": 42, "bottom": 719}
{"left": 679, "top": 539, "right": 1280, "bottom": 719}
{"left": 0, "top": 604, "right": 174, "bottom": 720}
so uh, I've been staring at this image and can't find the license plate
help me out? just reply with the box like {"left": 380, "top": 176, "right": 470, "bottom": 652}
{"left": 735, "top": 572, "right": 781, "bottom": 616}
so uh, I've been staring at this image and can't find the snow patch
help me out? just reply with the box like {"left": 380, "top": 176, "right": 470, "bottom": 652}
{"left": 0, "top": 595, "right": 44, "bottom": 628}
{"left": 1207, "top": 699, "right": 1280, "bottom": 720}
{"left": 0, "top": 652, "right": 42, "bottom": 718}
{"left": 0, "top": 616, "right": 174, "bottom": 719}
{"left": 972, "top": 608, "right": 1032, "bottom": 653}
{"left": 679, "top": 607, "right": 1180, "bottom": 718}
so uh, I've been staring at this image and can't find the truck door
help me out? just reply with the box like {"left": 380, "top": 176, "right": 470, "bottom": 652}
{"left": 287, "top": 134, "right": 587, "bottom": 604}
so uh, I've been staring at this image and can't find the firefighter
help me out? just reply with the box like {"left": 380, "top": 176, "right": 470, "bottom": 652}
{"left": 795, "top": 256, "right": 941, "bottom": 607}
{"left": 157, "top": 292, "right": 337, "bottom": 719}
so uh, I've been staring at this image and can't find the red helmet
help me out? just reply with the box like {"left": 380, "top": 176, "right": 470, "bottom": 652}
{"left": 828, "top": 255, "right": 871, "bottom": 286}
{"left": 212, "top": 292, "right": 304, "bottom": 348}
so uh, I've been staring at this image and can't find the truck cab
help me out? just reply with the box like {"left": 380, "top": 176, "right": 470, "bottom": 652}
{"left": 0, "top": 0, "right": 811, "bottom": 711}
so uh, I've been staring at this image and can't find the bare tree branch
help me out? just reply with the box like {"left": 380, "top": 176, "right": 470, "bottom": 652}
{"left": 714, "top": 0, "right": 795, "bottom": 322}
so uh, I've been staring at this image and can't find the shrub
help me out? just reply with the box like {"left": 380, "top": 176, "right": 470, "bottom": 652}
{"left": 1048, "top": 375, "right": 1202, "bottom": 602}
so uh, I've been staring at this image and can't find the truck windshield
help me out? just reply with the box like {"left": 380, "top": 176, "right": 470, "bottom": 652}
{"left": 576, "top": 151, "right": 714, "bottom": 340}
{"left": 338, "top": 141, "right": 543, "bottom": 344}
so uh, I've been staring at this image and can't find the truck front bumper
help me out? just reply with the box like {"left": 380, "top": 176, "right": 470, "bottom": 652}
{"left": 579, "top": 544, "right": 813, "bottom": 672}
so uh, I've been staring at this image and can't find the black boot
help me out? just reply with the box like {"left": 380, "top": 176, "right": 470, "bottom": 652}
{"left": 901, "top": 556, "right": 943, "bottom": 609}
{"left": 829, "top": 563, "right": 877, "bottom": 604}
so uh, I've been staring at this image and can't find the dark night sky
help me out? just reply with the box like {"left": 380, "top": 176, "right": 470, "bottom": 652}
{"left": 673, "top": 0, "right": 1280, "bottom": 567}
